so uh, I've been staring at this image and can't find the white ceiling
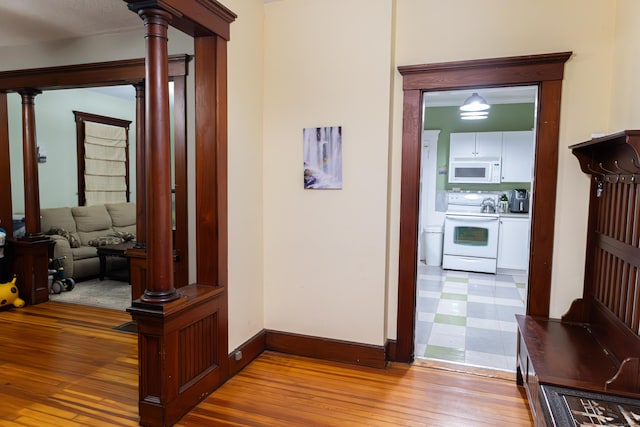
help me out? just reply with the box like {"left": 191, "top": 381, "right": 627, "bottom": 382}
{"left": 0, "top": 0, "right": 140, "bottom": 48}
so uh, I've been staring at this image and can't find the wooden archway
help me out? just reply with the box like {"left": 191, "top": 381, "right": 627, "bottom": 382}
{"left": 0, "top": 55, "right": 191, "bottom": 304}
{"left": 0, "top": 0, "right": 237, "bottom": 425}
{"left": 393, "top": 52, "right": 572, "bottom": 363}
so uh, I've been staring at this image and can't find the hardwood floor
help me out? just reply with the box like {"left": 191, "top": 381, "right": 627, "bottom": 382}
{"left": 0, "top": 302, "right": 532, "bottom": 426}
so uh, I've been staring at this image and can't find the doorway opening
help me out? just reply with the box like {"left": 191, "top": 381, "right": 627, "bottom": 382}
{"left": 394, "top": 52, "right": 572, "bottom": 366}
{"left": 415, "top": 86, "right": 537, "bottom": 373}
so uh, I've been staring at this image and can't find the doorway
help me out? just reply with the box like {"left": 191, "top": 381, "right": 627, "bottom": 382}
{"left": 394, "top": 52, "right": 573, "bottom": 364}
{"left": 415, "top": 86, "right": 537, "bottom": 372}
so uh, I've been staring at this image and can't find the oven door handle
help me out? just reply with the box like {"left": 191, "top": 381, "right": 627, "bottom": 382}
{"left": 446, "top": 215, "right": 499, "bottom": 222}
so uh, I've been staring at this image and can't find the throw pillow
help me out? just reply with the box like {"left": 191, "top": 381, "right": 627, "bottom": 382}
{"left": 88, "top": 236, "right": 125, "bottom": 247}
{"left": 47, "top": 227, "right": 81, "bottom": 248}
{"left": 113, "top": 231, "right": 136, "bottom": 242}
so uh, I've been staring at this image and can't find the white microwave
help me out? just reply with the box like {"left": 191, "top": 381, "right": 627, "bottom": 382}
{"left": 448, "top": 157, "right": 501, "bottom": 184}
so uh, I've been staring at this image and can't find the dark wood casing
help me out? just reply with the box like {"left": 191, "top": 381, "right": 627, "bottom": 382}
{"left": 395, "top": 52, "right": 572, "bottom": 363}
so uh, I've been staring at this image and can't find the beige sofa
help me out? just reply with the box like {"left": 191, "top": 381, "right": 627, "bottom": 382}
{"left": 40, "top": 203, "right": 136, "bottom": 280}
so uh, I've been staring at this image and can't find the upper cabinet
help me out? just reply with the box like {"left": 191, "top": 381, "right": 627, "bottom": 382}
{"left": 501, "top": 130, "right": 534, "bottom": 182}
{"left": 449, "top": 132, "right": 502, "bottom": 158}
{"left": 449, "top": 130, "right": 534, "bottom": 183}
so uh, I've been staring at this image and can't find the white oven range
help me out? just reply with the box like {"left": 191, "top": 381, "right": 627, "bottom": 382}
{"left": 442, "top": 192, "right": 500, "bottom": 274}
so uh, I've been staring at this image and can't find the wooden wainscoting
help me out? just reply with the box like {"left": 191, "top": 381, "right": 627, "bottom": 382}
{"left": 0, "top": 302, "right": 532, "bottom": 426}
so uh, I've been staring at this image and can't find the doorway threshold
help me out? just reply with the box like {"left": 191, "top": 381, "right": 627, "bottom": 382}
{"left": 413, "top": 357, "right": 516, "bottom": 381}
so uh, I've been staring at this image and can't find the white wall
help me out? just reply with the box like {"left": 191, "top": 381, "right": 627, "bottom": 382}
{"left": 221, "top": 0, "right": 266, "bottom": 352}
{"left": 261, "top": 0, "right": 618, "bottom": 346}
{"left": 609, "top": 0, "right": 640, "bottom": 131}
{"left": 262, "top": 0, "right": 394, "bottom": 344}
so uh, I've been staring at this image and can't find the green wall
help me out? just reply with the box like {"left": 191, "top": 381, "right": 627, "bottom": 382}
{"left": 9, "top": 88, "right": 137, "bottom": 212}
{"left": 425, "top": 103, "right": 535, "bottom": 192}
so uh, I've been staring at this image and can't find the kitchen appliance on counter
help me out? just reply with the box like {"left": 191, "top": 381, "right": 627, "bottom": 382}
{"left": 509, "top": 189, "right": 529, "bottom": 213}
{"left": 442, "top": 192, "right": 500, "bottom": 274}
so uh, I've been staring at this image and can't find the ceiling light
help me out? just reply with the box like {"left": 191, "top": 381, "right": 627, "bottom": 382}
{"left": 460, "top": 111, "right": 489, "bottom": 120}
{"left": 459, "top": 92, "right": 490, "bottom": 112}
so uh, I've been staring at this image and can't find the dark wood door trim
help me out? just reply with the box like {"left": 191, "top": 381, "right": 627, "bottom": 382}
{"left": 73, "top": 110, "right": 132, "bottom": 207}
{"left": 394, "top": 52, "right": 572, "bottom": 363}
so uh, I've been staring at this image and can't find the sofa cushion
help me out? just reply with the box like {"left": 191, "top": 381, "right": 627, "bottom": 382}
{"left": 41, "top": 207, "right": 76, "bottom": 233}
{"left": 106, "top": 202, "right": 137, "bottom": 235}
{"left": 70, "top": 245, "right": 98, "bottom": 261}
{"left": 105, "top": 202, "right": 135, "bottom": 227}
{"left": 72, "top": 205, "right": 113, "bottom": 245}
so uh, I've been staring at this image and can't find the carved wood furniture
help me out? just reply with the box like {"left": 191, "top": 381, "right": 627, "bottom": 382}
{"left": 516, "top": 130, "right": 640, "bottom": 426}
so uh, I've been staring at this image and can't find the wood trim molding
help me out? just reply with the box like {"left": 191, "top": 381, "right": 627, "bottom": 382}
{"left": 266, "top": 330, "right": 386, "bottom": 369}
{"left": 385, "top": 339, "right": 398, "bottom": 363}
{"left": 126, "top": 0, "right": 237, "bottom": 41}
{"left": 73, "top": 111, "right": 132, "bottom": 206}
{"left": 0, "top": 54, "right": 190, "bottom": 92}
{"left": 227, "top": 329, "right": 389, "bottom": 374}
{"left": 398, "top": 52, "right": 571, "bottom": 90}
{"left": 395, "top": 52, "right": 572, "bottom": 363}
{"left": 227, "top": 330, "right": 267, "bottom": 377}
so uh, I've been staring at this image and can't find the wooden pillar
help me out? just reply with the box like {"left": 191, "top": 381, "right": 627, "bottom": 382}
{"left": 19, "top": 89, "right": 44, "bottom": 240}
{"left": 125, "top": 2, "right": 235, "bottom": 426}
{"left": 10, "top": 89, "right": 52, "bottom": 304}
{"left": 134, "top": 82, "right": 147, "bottom": 247}
{"left": 139, "top": 8, "right": 177, "bottom": 303}
{"left": 0, "top": 93, "right": 12, "bottom": 239}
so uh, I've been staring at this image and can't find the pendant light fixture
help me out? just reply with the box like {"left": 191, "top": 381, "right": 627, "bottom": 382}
{"left": 460, "top": 92, "right": 490, "bottom": 120}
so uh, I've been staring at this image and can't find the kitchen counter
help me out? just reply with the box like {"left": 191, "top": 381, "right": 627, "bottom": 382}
{"left": 499, "top": 212, "right": 530, "bottom": 218}
{"left": 445, "top": 211, "right": 529, "bottom": 218}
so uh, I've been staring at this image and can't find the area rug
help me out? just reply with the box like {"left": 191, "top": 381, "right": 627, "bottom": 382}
{"left": 48, "top": 278, "right": 131, "bottom": 312}
{"left": 113, "top": 321, "right": 137, "bottom": 334}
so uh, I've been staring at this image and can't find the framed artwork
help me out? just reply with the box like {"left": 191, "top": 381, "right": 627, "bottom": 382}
{"left": 541, "top": 385, "right": 640, "bottom": 426}
{"left": 303, "top": 126, "right": 342, "bottom": 189}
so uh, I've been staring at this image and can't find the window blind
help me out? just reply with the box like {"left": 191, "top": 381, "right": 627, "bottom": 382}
{"left": 84, "top": 121, "right": 127, "bottom": 205}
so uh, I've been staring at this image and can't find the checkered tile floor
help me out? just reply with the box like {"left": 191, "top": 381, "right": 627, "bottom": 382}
{"left": 415, "top": 263, "right": 527, "bottom": 372}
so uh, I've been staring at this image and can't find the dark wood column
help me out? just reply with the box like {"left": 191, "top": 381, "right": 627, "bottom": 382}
{"left": 139, "top": 8, "right": 177, "bottom": 303}
{"left": 10, "top": 89, "right": 52, "bottom": 304}
{"left": 19, "top": 89, "right": 44, "bottom": 239}
{"left": 134, "top": 82, "right": 147, "bottom": 247}
{"left": 124, "top": 1, "right": 235, "bottom": 426}
{"left": 0, "top": 92, "right": 13, "bottom": 283}
{"left": 0, "top": 93, "right": 12, "bottom": 239}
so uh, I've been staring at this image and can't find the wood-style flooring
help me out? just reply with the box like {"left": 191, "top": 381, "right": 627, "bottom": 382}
{"left": 0, "top": 302, "right": 532, "bottom": 426}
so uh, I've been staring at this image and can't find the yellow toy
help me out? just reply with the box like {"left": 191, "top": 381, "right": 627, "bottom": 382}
{"left": 0, "top": 277, "right": 24, "bottom": 308}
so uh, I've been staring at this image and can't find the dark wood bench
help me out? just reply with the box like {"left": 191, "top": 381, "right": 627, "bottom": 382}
{"left": 516, "top": 131, "right": 640, "bottom": 425}
{"left": 516, "top": 302, "right": 640, "bottom": 425}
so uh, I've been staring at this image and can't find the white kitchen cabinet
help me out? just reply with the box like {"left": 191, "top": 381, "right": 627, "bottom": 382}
{"left": 449, "top": 132, "right": 502, "bottom": 159}
{"left": 501, "top": 130, "right": 534, "bottom": 182}
{"left": 497, "top": 216, "right": 530, "bottom": 270}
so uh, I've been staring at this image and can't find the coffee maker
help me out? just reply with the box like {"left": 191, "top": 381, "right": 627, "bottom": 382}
{"left": 509, "top": 189, "right": 529, "bottom": 213}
